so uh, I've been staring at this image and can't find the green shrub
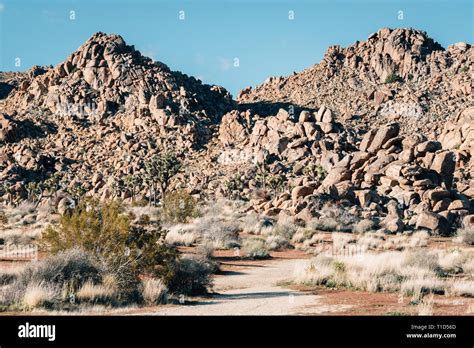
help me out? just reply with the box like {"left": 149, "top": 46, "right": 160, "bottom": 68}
{"left": 166, "top": 257, "right": 217, "bottom": 295}
{"left": 385, "top": 73, "right": 404, "bottom": 84}
{"left": 162, "top": 190, "right": 199, "bottom": 223}
{"left": 41, "top": 199, "right": 178, "bottom": 300}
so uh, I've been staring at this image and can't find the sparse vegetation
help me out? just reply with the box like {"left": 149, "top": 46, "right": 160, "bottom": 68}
{"left": 162, "top": 190, "right": 199, "bottom": 223}
{"left": 385, "top": 73, "right": 404, "bottom": 84}
{"left": 455, "top": 228, "right": 474, "bottom": 245}
{"left": 144, "top": 153, "right": 181, "bottom": 206}
{"left": 166, "top": 256, "right": 217, "bottom": 295}
{"left": 242, "top": 238, "right": 270, "bottom": 259}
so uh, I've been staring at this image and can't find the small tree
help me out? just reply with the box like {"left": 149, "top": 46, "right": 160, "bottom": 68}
{"left": 224, "top": 172, "right": 245, "bottom": 200}
{"left": 255, "top": 161, "right": 269, "bottom": 190}
{"left": 303, "top": 163, "right": 327, "bottom": 183}
{"left": 267, "top": 174, "right": 287, "bottom": 197}
{"left": 124, "top": 174, "right": 141, "bottom": 203}
{"left": 144, "top": 153, "right": 181, "bottom": 206}
{"left": 25, "top": 182, "right": 42, "bottom": 204}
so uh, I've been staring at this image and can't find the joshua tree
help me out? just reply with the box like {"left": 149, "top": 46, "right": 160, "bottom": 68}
{"left": 1, "top": 183, "right": 13, "bottom": 206}
{"left": 224, "top": 172, "right": 245, "bottom": 200}
{"left": 68, "top": 183, "right": 87, "bottom": 202}
{"left": 255, "top": 161, "right": 269, "bottom": 190}
{"left": 43, "top": 173, "right": 61, "bottom": 202}
{"left": 267, "top": 173, "right": 287, "bottom": 197}
{"left": 303, "top": 163, "right": 327, "bottom": 183}
{"left": 124, "top": 174, "right": 141, "bottom": 203}
{"left": 25, "top": 182, "right": 42, "bottom": 204}
{"left": 111, "top": 177, "right": 125, "bottom": 199}
{"left": 144, "top": 152, "right": 181, "bottom": 206}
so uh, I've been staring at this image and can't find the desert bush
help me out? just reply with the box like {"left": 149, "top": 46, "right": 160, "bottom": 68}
{"left": 41, "top": 199, "right": 178, "bottom": 302}
{"left": 455, "top": 228, "right": 474, "bottom": 245}
{"left": 385, "top": 73, "right": 404, "bottom": 84}
{"left": 242, "top": 238, "right": 270, "bottom": 259}
{"left": 240, "top": 213, "right": 274, "bottom": 235}
{"left": 141, "top": 278, "right": 168, "bottom": 305}
{"left": 272, "top": 222, "right": 298, "bottom": 239}
{"left": 266, "top": 235, "right": 292, "bottom": 251}
{"left": 162, "top": 190, "right": 199, "bottom": 223}
{"left": 201, "top": 219, "right": 240, "bottom": 249}
{"left": 41, "top": 199, "right": 177, "bottom": 279}
{"left": 353, "top": 219, "right": 375, "bottom": 233}
{"left": 165, "top": 225, "right": 200, "bottom": 246}
{"left": 0, "top": 249, "right": 103, "bottom": 308}
{"left": 403, "top": 250, "right": 439, "bottom": 272}
{"left": 0, "top": 272, "right": 17, "bottom": 286}
{"left": 196, "top": 241, "right": 215, "bottom": 259}
{"left": 166, "top": 256, "right": 216, "bottom": 295}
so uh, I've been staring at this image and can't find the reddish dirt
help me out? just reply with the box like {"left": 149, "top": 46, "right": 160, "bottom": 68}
{"left": 289, "top": 285, "right": 474, "bottom": 316}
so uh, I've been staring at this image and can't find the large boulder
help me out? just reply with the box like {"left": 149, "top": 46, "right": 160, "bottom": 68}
{"left": 430, "top": 151, "right": 456, "bottom": 189}
{"left": 366, "top": 123, "right": 400, "bottom": 153}
{"left": 416, "top": 211, "right": 451, "bottom": 236}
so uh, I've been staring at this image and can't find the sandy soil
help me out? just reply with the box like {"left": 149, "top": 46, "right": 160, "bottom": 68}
{"left": 140, "top": 253, "right": 352, "bottom": 315}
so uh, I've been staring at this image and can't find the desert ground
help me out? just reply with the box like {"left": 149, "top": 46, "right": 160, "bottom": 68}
{"left": 0, "top": 27, "right": 472, "bottom": 315}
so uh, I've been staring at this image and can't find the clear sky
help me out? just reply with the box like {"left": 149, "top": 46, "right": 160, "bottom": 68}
{"left": 0, "top": 0, "right": 472, "bottom": 96}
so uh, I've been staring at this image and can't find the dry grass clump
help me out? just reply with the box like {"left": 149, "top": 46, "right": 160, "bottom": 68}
{"left": 168, "top": 200, "right": 242, "bottom": 249}
{"left": 353, "top": 219, "right": 376, "bottom": 234}
{"left": 266, "top": 235, "right": 292, "bottom": 251}
{"left": 310, "top": 203, "right": 359, "bottom": 232}
{"left": 448, "top": 281, "right": 474, "bottom": 297}
{"left": 242, "top": 238, "right": 270, "bottom": 259}
{"left": 23, "top": 282, "right": 59, "bottom": 308}
{"left": 294, "top": 249, "right": 473, "bottom": 298}
{"left": 455, "top": 228, "right": 474, "bottom": 245}
{"left": 165, "top": 224, "right": 200, "bottom": 246}
{"left": 76, "top": 279, "right": 117, "bottom": 304}
{"left": 416, "top": 295, "right": 434, "bottom": 315}
{"left": 141, "top": 278, "right": 168, "bottom": 305}
{"left": 239, "top": 213, "right": 274, "bottom": 235}
{"left": 0, "top": 249, "right": 104, "bottom": 310}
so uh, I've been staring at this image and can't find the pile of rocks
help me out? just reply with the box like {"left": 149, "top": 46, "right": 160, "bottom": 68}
{"left": 0, "top": 33, "right": 234, "bottom": 202}
{"left": 238, "top": 28, "right": 472, "bottom": 136}
{"left": 0, "top": 29, "right": 472, "bottom": 235}
{"left": 214, "top": 105, "right": 473, "bottom": 235}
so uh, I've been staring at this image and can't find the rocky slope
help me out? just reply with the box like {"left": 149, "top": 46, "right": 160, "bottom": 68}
{"left": 0, "top": 28, "right": 472, "bottom": 235}
{"left": 238, "top": 28, "right": 472, "bottom": 136}
{"left": 0, "top": 32, "right": 233, "bottom": 201}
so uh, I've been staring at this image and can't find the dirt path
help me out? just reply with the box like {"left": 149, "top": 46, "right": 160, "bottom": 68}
{"left": 144, "top": 257, "right": 352, "bottom": 315}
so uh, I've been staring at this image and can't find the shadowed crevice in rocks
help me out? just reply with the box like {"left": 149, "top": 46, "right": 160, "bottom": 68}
{"left": 0, "top": 82, "right": 15, "bottom": 99}
{"left": 237, "top": 101, "right": 317, "bottom": 118}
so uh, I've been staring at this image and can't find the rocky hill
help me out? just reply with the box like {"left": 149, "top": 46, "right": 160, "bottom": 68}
{"left": 0, "top": 32, "right": 233, "bottom": 201}
{"left": 0, "top": 28, "right": 472, "bottom": 235}
{"left": 238, "top": 28, "right": 472, "bottom": 136}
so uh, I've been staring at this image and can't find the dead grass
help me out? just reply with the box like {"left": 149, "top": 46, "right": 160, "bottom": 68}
{"left": 141, "top": 278, "right": 168, "bottom": 305}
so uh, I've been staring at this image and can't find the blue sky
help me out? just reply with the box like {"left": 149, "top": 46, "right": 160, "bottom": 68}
{"left": 0, "top": 0, "right": 472, "bottom": 96}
